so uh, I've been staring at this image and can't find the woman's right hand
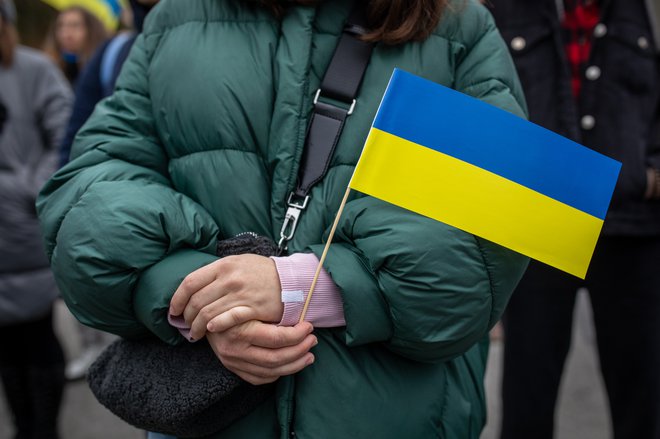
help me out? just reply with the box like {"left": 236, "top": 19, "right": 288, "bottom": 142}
{"left": 206, "top": 320, "right": 317, "bottom": 385}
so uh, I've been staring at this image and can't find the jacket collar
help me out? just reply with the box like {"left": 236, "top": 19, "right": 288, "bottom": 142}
{"left": 552, "top": 0, "right": 613, "bottom": 21}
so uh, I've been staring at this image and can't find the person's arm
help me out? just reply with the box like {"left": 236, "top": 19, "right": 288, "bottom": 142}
{"left": 37, "top": 33, "right": 220, "bottom": 344}
{"left": 168, "top": 252, "right": 345, "bottom": 341}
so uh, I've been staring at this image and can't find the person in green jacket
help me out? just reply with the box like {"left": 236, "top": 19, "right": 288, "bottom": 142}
{"left": 37, "top": 0, "right": 529, "bottom": 437}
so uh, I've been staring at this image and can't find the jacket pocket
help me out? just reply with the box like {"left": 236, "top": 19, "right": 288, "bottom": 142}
{"left": 603, "top": 23, "right": 657, "bottom": 93}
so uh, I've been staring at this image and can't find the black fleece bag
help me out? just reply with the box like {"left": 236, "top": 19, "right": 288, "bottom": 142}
{"left": 87, "top": 234, "right": 279, "bottom": 438}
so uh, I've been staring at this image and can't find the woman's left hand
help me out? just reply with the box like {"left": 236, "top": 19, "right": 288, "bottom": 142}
{"left": 169, "top": 254, "right": 283, "bottom": 340}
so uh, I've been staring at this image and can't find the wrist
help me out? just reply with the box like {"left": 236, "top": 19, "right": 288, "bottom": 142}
{"left": 264, "top": 257, "right": 284, "bottom": 322}
{"left": 271, "top": 253, "right": 345, "bottom": 327}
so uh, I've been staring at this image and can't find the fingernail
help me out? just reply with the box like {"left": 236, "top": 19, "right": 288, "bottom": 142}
{"left": 312, "top": 337, "right": 318, "bottom": 347}
{"left": 306, "top": 355, "right": 315, "bottom": 366}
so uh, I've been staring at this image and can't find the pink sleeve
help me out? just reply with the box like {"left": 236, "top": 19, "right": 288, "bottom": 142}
{"left": 167, "top": 314, "right": 196, "bottom": 342}
{"left": 271, "top": 253, "right": 346, "bottom": 327}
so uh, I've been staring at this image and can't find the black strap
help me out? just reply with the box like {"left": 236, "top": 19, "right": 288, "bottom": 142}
{"left": 278, "top": 5, "right": 374, "bottom": 250}
{"left": 0, "top": 99, "right": 6, "bottom": 135}
{"left": 294, "top": 6, "right": 373, "bottom": 199}
{"left": 318, "top": 18, "right": 373, "bottom": 104}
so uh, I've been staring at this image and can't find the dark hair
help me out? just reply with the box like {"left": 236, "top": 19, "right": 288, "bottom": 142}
{"left": 260, "top": 0, "right": 449, "bottom": 45}
{"left": 0, "top": 14, "right": 18, "bottom": 67}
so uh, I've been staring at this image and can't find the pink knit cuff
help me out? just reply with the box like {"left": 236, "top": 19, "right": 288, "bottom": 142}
{"left": 168, "top": 314, "right": 196, "bottom": 342}
{"left": 271, "top": 253, "right": 345, "bottom": 327}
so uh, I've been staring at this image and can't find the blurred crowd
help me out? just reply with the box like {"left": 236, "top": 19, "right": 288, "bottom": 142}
{"left": 0, "top": 1, "right": 157, "bottom": 438}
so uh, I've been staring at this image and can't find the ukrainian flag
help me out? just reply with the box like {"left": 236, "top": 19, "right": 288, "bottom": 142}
{"left": 41, "top": 0, "right": 125, "bottom": 31}
{"left": 349, "top": 69, "right": 621, "bottom": 278}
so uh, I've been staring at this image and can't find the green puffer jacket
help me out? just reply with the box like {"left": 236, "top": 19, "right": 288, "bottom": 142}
{"left": 37, "top": 0, "right": 529, "bottom": 437}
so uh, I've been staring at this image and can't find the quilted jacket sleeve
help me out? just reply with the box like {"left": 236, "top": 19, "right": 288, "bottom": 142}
{"left": 310, "top": 4, "right": 529, "bottom": 363}
{"left": 36, "top": 34, "right": 220, "bottom": 344}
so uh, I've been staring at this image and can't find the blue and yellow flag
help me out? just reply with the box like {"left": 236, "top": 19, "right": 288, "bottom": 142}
{"left": 349, "top": 69, "right": 621, "bottom": 278}
{"left": 41, "top": 0, "right": 125, "bottom": 31}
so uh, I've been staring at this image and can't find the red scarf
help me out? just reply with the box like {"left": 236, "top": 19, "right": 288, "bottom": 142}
{"left": 562, "top": 0, "right": 601, "bottom": 97}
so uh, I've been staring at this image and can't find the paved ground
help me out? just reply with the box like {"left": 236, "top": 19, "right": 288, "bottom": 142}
{"left": 0, "top": 300, "right": 144, "bottom": 439}
{"left": 482, "top": 290, "right": 611, "bottom": 439}
{"left": 0, "top": 290, "right": 610, "bottom": 439}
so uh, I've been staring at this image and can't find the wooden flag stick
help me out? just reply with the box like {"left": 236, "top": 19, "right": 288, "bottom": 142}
{"left": 299, "top": 186, "right": 352, "bottom": 323}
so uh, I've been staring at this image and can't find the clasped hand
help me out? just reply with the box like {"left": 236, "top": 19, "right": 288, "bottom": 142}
{"left": 169, "top": 254, "right": 316, "bottom": 385}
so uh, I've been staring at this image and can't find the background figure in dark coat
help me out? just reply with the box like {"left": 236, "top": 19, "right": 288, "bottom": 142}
{"left": 59, "top": 0, "right": 157, "bottom": 167}
{"left": 0, "top": 0, "right": 72, "bottom": 437}
{"left": 487, "top": 1, "right": 660, "bottom": 438}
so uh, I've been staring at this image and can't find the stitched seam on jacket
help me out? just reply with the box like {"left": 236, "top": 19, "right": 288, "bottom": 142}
{"left": 461, "top": 77, "right": 509, "bottom": 92}
{"left": 143, "top": 19, "right": 276, "bottom": 39}
{"left": 112, "top": 84, "right": 150, "bottom": 99}
{"left": 377, "top": 237, "right": 494, "bottom": 350}
{"left": 437, "top": 363, "right": 451, "bottom": 434}
{"left": 461, "top": 78, "right": 527, "bottom": 116}
{"left": 169, "top": 147, "right": 263, "bottom": 161}
{"left": 48, "top": 150, "right": 167, "bottom": 258}
{"left": 472, "top": 235, "right": 496, "bottom": 328}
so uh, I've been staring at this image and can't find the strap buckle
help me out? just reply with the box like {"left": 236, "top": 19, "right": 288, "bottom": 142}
{"left": 314, "top": 89, "right": 357, "bottom": 115}
{"left": 278, "top": 193, "right": 311, "bottom": 250}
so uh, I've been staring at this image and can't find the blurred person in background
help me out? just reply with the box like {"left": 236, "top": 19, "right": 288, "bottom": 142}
{"left": 0, "top": 0, "right": 73, "bottom": 437}
{"left": 487, "top": 1, "right": 660, "bottom": 438}
{"left": 59, "top": 0, "right": 159, "bottom": 168}
{"left": 43, "top": 5, "right": 108, "bottom": 84}
{"left": 58, "top": 0, "right": 159, "bottom": 381}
